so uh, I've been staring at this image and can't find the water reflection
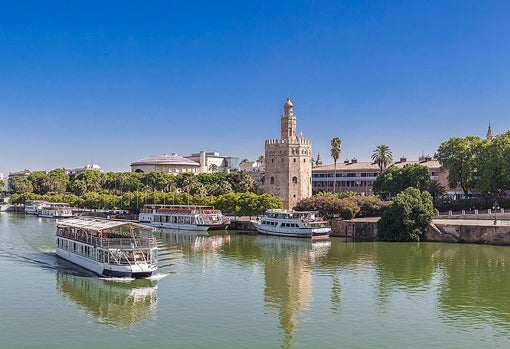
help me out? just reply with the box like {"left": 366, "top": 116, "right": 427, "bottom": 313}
{"left": 436, "top": 244, "right": 510, "bottom": 334}
{"left": 155, "top": 229, "right": 230, "bottom": 255}
{"left": 56, "top": 272, "right": 158, "bottom": 328}
{"left": 256, "top": 237, "right": 331, "bottom": 349}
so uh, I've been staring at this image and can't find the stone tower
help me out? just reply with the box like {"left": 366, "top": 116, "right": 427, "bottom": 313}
{"left": 264, "top": 98, "right": 312, "bottom": 209}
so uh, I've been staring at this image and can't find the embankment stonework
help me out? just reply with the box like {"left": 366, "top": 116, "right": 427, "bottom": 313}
{"left": 331, "top": 216, "right": 510, "bottom": 245}
{"left": 428, "top": 219, "right": 510, "bottom": 245}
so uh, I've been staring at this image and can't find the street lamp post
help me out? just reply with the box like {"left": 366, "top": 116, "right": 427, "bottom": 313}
{"left": 493, "top": 200, "right": 499, "bottom": 225}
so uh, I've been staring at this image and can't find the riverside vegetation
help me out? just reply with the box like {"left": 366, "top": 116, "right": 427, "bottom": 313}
{"left": 8, "top": 170, "right": 282, "bottom": 217}
{"left": 5, "top": 131, "right": 510, "bottom": 241}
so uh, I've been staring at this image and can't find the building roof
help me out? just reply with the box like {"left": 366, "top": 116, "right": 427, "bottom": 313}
{"left": 131, "top": 154, "right": 200, "bottom": 167}
{"left": 313, "top": 159, "right": 442, "bottom": 172}
{"left": 313, "top": 161, "right": 379, "bottom": 172}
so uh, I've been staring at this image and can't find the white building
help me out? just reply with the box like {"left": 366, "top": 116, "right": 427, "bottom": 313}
{"left": 130, "top": 154, "right": 201, "bottom": 174}
{"left": 185, "top": 151, "right": 239, "bottom": 173}
{"left": 130, "top": 151, "right": 239, "bottom": 174}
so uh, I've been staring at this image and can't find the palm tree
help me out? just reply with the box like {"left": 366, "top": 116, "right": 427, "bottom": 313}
{"left": 208, "top": 164, "right": 218, "bottom": 173}
{"left": 372, "top": 145, "right": 393, "bottom": 173}
{"left": 330, "top": 137, "right": 341, "bottom": 193}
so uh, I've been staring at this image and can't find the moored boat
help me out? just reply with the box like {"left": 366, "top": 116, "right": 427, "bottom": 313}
{"left": 252, "top": 209, "right": 331, "bottom": 239}
{"left": 139, "top": 205, "right": 230, "bottom": 231}
{"left": 37, "top": 202, "right": 73, "bottom": 218}
{"left": 25, "top": 200, "right": 49, "bottom": 214}
{"left": 55, "top": 217, "right": 158, "bottom": 278}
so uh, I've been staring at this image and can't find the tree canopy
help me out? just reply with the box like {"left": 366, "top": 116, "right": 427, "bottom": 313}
{"left": 372, "top": 144, "right": 393, "bottom": 173}
{"left": 377, "top": 188, "right": 436, "bottom": 242}
{"left": 436, "top": 136, "right": 485, "bottom": 197}
{"left": 373, "top": 164, "right": 432, "bottom": 198}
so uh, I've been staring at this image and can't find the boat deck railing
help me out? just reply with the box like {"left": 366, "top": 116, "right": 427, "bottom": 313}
{"left": 100, "top": 237, "right": 157, "bottom": 249}
{"left": 57, "top": 231, "right": 156, "bottom": 249}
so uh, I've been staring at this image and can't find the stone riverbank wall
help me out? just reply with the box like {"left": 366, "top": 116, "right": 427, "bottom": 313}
{"left": 331, "top": 212, "right": 510, "bottom": 245}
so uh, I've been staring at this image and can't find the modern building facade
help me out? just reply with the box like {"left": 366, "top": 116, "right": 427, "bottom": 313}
{"left": 130, "top": 151, "right": 239, "bottom": 174}
{"left": 185, "top": 151, "right": 239, "bottom": 173}
{"left": 264, "top": 98, "right": 312, "bottom": 209}
{"left": 130, "top": 154, "right": 201, "bottom": 174}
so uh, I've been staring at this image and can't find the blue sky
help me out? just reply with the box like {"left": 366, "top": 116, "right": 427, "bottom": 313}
{"left": 1, "top": 1, "right": 509, "bottom": 173}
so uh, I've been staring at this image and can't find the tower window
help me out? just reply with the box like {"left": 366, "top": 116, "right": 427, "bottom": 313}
{"left": 292, "top": 176, "right": 298, "bottom": 184}
{"left": 270, "top": 177, "right": 275, "bottom": 184}
{"left": 293, "top": 158, "right": 296, "bottom": 162}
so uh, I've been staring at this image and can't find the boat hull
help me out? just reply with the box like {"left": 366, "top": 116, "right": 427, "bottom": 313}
{"left": 144, "top": 221, "right": 210, "bottom": 232}
{"left": 253, "top": 224, "right": 330, "bottom": 239}
{"left": 56, "top": 248, "right": 157, "bottom": 278}
{"left": 199, "top": 223, "right": 229, "bottom": 231}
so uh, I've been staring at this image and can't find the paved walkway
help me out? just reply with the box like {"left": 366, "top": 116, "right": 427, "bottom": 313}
{"left": 433, "top": 218, "right": 510, "bottom": 226}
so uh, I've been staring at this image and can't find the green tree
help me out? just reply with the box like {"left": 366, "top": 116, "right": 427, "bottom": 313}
{"left": 436, "top": 136, "right": 484, "bottom": 197}
{"left": 330, "top": 137, "right": 341, "bottom": 193}
{"left": 428, "top": 181, "right": 446, "bottom": 201}
{"left": 43, "top": 168, "right": 69, "bottom": 193}
{"left": 9, "top": 177, "right": 34, "bottom": 193}
{"left": 208, "top": 164, "right": 219, "bottom": 173}
{"left": 475, "top": 131, "right": 510, "bottom": 195}
{"left": 372, "top": 144, "right": 393, "bottom": 173}
{"left": 180, "top": 174, "right": 198, "bottom": 195}
{"left": 377, "top": 188, "right": 436, "bottom": 242}
{"left": 124, "top": 172, "right": 144, "bottom": 192}
{"left": 73, "top": 171, "right": 106, "bottom": 193}
{"left": 142, "top": 170, "right": 174, "bottom": 192}
{"left": 373, "top": 164, "right": 431, "bottom": 198}
{"left": 226, "top": 171, "right": 257, "bottom": 193}
{"left": 27, "top": 171, "right": 48, "bottom": 194}
{"left": 207, "top": 181, "right": 233, "bottom": 196}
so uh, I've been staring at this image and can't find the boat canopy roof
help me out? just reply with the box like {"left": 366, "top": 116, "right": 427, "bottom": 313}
{"left": 265, "top": 209, "right": 318, "bottom": 215}
{"left": 143, "top": 204, "right": 216, "bottom": 209}
{"left": 56, "top": 217, "right": 154, "bottom": 232}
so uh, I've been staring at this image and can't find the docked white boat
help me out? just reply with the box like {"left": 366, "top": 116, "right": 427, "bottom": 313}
{"left": 56, "top": 217, "right": 158, "bottom": 278}
{"left": 25, "top": 200, "right": 49, "bottom": 214}
{"left": 252, "top": 209, "right": 331, "bottom": 239}
{"left": 139, "top": 205, "right": 230, "bottom": 231}
{"left": 37, "top": 202, "right": 73, "bottom": 218}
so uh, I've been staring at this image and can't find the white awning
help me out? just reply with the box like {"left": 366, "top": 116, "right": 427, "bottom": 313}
{"left": 56, "top": 217, "right": 154, "bottom": 232}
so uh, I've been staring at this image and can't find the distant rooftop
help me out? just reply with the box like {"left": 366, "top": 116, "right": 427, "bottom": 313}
{"left": 131, "top": 153, "right": 200, "bottom": 167}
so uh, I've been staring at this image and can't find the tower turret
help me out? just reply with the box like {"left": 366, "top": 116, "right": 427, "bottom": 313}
{"left": 487, "top": 122, "right": 493, "bottom": 141}
{"left": 281, "top": 97, "right": 297, "bottom": 141}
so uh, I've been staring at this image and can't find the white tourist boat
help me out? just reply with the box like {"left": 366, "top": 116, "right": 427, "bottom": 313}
{"left": 55, "top": 217, "right": 158, "bottom": 278}
{"left": 37, "top": 202, "right": 73, "bottom": 218}
{"left": 252, "top": 209, "right": 331, "bottom": 239}
{"left": 139, "top": 205, "right": 230, "bottom": 231}
{"left": 24, "top": 200, "right": 49, "bottom": 214}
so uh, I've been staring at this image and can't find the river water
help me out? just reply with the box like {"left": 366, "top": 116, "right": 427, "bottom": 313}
{"left": 1, "top": 212, "right": 509, "bottom": 348}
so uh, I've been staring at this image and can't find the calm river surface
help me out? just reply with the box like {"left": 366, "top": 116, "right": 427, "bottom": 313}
{"left": 1, "top": 212, "right": 510, "bottom": 348}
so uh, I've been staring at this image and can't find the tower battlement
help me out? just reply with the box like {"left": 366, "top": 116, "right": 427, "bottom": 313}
{"left": 265, "top": 138, "right": 312, "bottom": 145}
